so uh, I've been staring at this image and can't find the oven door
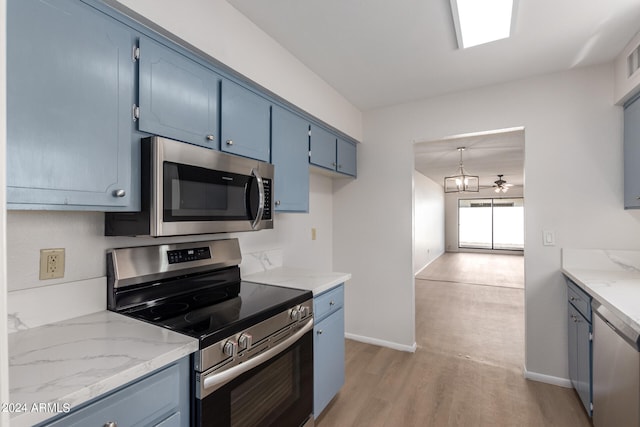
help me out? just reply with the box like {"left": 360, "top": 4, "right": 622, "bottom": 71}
{"left": 195, "top": 329, "right": 313, "bottom": 427}
{"left": 151, "top": 136, "right": 273, "bottom": 236}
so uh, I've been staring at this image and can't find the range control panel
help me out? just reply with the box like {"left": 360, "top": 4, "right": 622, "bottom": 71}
{"left": 167, "top": 247, "right": 211, "bottom": 264}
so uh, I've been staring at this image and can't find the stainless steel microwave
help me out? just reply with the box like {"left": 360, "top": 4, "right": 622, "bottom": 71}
{"left": 105, "top": 136, "right": 273, "bottom": 237}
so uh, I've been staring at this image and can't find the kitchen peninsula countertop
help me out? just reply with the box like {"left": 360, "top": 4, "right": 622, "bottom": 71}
{"left": 244, "top": 267, "right": 351, "bottom": 295}
{"left": 562, "top": 249, "right": 640, "bottom": 335}
{"left": 8, "top": 310, "right": 198, "bottom": 427}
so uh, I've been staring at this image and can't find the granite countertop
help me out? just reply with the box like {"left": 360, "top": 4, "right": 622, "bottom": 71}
{"left": 244, "top": 267, "right": 351, "bottom": 295}
{"left": 8, "top": 311, "right": 198, "bottom": 427}
{"left": 561, "top": 249, "right": 640, "bottom": 336}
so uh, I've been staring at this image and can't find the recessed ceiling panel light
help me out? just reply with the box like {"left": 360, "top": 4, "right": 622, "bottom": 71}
{"left": 450, "top": 0, "right": 515, "bottom": 49}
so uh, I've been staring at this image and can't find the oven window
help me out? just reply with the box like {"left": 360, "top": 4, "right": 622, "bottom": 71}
{"left": 196, "top": 330, "right": 313, "bottom": 427}
{"left": 163, "top": 162, "right": 257, "bottom": 222}
{"left": 231, "top": 352, "right": 297, "bottom": 427}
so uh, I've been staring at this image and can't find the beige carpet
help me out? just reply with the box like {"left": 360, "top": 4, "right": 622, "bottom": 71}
{"left": 416, "top": 252, "right": 524, "bottom": 289}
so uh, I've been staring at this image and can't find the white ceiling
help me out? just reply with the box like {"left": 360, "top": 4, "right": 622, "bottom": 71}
{"left": 414, "top": 128, "right": 525, "bottom": 189}
{"left": 227, "top": 0, "right": 640, "bottom": 188}
{"left": 227, "top": 0, "right": 640, "bottom": 111}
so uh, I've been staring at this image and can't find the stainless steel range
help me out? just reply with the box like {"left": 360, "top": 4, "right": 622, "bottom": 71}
{"left": 107, "top": 239, "right": 314, "bottom": 427}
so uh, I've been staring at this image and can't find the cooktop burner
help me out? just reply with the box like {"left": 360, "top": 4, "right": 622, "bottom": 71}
{"left": 107, "top": 239, "right": 312, "bottom": 349}
{"left": 142, "top": 281, "right": 309, "bottom": 348}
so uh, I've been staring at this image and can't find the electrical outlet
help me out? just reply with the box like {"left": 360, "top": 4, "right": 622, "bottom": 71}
{"left": 311, "top": 228, "right": 317, "bottom": 241}
{"left": 39, "top": 248, "right": 65, "bottom": 280}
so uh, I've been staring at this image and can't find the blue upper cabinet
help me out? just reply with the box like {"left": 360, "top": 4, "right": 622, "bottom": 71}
{"left": 309, "top": 125, "right": 337, "bottom": 171}
{"left": 271, "top": 106, "right": 310, "bottom": 212}
{"left": 337, "top": 138, "right": 357, "bottom": 177}
{"left": 220, "top": 79, "right": 271, "bottom": 162}
{"left": 138, "top": 36, "right": 220, "bottom": 149}
{"left": 624, "top": 94, "right": 640, "bottom": 208}
{"left": 310, "top": 125, "right": 357, "bottom": 177}
{"left": 7, "top": 0, "right": 136, "bottom": 210}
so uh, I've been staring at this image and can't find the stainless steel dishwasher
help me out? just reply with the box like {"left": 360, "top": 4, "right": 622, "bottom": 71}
{"left": 593, "top": 301, "right": 640, "bottom": 427}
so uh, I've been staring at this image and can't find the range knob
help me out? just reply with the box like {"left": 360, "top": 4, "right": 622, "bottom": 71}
{"left": 238, "top": 333, "right": 253, "bottom": 350}
{"left": 290, "top": 307, "right": 300, "bottom": 321}
{"left": 299, "top": 306, "right": 309, "bottom": 318}
{"left": 223, "top": 340, "right": 237, "bottom": 357}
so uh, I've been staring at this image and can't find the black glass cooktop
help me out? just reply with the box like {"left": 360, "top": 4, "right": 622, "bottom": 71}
{"left": 122, "top": 280, "right": 311, "bottom": 349}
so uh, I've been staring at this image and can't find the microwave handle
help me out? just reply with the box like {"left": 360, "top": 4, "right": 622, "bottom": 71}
{"left": 251, "top": 168, "right": 265, "bottom": 230}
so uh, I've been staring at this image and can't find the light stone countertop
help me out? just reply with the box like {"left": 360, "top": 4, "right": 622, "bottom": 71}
{"left": 8, "top": 310, "right": 198, "bottom": 427}
{"left": 244, "top": 267, "right": 351, "bottom": 295}
{"left": 561, "top": 249, "right": 640, "bottom": 336}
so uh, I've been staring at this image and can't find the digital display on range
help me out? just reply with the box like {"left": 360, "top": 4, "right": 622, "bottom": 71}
{"left": 167, "top": 247, "right": 211, "bottom": 264}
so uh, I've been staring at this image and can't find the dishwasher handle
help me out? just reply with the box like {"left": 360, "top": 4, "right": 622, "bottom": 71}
{"left": 594, "top": 301, "right": 640, "bottom": 351}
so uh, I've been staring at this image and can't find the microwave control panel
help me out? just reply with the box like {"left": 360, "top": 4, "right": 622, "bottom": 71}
{"left": 263, "top": 178, "right": 272, "bottom": 220}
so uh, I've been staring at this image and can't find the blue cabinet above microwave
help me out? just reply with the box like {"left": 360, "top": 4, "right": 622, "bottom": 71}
{"left": 6, "top": 0, "right": 358, "bottom": 212}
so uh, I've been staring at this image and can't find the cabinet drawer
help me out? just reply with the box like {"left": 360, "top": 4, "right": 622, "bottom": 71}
{"left": 314, "top": 285, "right": 344, "bottom": 323}
{"left": 42, "top": 361, "right": 185, "bottom": 427}
{"left": 567, "top": 279, "right": 591, "bottom": 322}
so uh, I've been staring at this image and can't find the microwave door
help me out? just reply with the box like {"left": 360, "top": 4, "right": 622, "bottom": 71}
{"left": 247, "top": 169, "right": 265, "bottom": 229}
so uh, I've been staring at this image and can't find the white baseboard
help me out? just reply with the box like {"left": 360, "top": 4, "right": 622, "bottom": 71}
{"left": 523, "top": 367, "right": 572, "bottom": 388}
{"left": 345, "top": 332, "right": 417, "bottom": 353}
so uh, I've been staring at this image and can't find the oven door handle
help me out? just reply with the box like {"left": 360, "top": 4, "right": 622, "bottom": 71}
{"left": 251, "top": 168, "right": 265, "bottom": 230}
{"left": 202, "top": 318, "right": 313, "bottom": 394}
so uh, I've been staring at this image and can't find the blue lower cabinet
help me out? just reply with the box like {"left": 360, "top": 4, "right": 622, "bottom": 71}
{"left": 566, "top": 278, "right": 593, "bottom": 417}
{"left": 39, "top": 357, "right": 191, "bottom": 427}
{"left": 313, "top": 284, "right": 345, "bottom": 418}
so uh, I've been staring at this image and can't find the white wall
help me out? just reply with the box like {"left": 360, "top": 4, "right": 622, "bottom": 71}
{"left": 413, "top": 171, "right": 445, "bottom": 274}
{"left": 445, "top": 186, "right": 524, "bottom": 253}
{"left": 115, "top": 0, "right": 362, "bottom": 141}
{"left": 0, "top": 0, "right": 9, "bottom": 424}
{"left": 334, "top": 63, "right": 640, "bottom": 380}
{"left": 6, "top": 173, "right": 333, "bottom": 293}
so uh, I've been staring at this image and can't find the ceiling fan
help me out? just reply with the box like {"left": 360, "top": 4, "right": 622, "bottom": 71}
{"left": 493, "top": 174, "right": 513, "bottom": 193}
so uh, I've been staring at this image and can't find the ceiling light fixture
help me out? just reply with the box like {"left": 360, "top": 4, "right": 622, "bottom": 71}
{"left": 493, "top": 174, "right": 513, "bottom": 193}
{"left": 444, "top": 147, "right": 479, "bottom": 193}
{"left": 450, "top": 0, "right": 516, "bottom": 49}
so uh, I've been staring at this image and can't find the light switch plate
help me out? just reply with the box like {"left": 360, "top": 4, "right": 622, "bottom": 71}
{"left": 543, "top": 230, "right": 555, "bottom": 246}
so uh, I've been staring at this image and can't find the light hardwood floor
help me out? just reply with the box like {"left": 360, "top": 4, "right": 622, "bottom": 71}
{"left": 316, "top": 253, "right": 591, "bottom": 427}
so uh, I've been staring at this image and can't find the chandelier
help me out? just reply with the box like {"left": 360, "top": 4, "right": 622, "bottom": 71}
{"left": 493, "top": 174, "right": 513, "bottom": 193}
{"left": 444, "top": 147, "right": 479, "bottom": 193}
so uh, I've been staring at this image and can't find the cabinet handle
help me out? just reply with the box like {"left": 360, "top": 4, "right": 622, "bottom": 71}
{"left": 206, "top": 134, "right": 215, "bottom": 141}
{"left": 226, "top": 140, "right": 234, "bottom": 146}
{"left": 332, "top": 162, "right": 337, "bottom": 167}
{"left": 275, "top": 200, "right": 281, "bottom": 206}
{"left": 317, "top": 330, "right": 323, "bottom": 335}
{"left": 569, "top": 296, "right": 576, "bottom": 302}
{"left": 104, "top": 422, "right": 117, "bottom": 427}
{"left": 112, "top": 189, "right": 126, "bottom": 198}
{"left": 330, "top": 300, "right": 335, "bottom": 306}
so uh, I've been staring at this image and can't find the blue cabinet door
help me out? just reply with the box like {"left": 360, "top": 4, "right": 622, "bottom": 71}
{"left": 220, "top": 79, "right": 271, "bottom": 161}
{"left": 314, "top": 307, "right": 345, "bottom": 418}
{"left": 310, "top": 125, "right": 337, "bottom": 171}
{"left": 271, "top": 106, "right": 310, "bottom": 212}
{"left": 568, "top": 303, "right": 592, "bottom": 416}
{"left": 138, "top": 36, "right": 220, "bottom": 149}
{"left": 337, "top": 138, "right": 357, "bottom": 177}
{"left": 41, "top": 357, "right": 191, "bottom": 427}
{"left": 7, "top": 0, "right": 135, "bottom": 210}
{"left": 624, "top": 95, "right": 640, "bottom": 208}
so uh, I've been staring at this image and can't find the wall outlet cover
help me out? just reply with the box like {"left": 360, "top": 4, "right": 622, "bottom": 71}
{"left": 39, "top": 248, "right": 65, "bottom": 280}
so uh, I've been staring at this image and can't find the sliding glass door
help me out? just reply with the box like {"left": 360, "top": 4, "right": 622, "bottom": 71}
{"left": 458, "top": 198, "right": 524, "bottom": 250}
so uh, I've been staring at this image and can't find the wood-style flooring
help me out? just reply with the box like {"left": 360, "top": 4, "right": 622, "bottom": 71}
{"left": 316, "top": 253, "right": 590, "bottom": 427}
